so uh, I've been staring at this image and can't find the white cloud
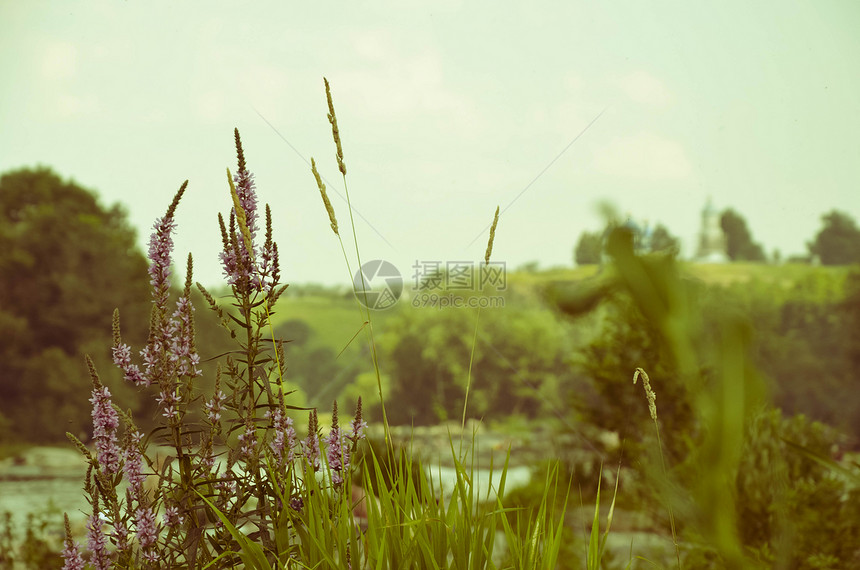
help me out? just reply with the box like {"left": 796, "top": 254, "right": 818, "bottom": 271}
{"left": 336, "top": 32, "right": 479, "bottom": 133}
{"left": 615, "top": 70, "right": 672, "bottom": 108}
{"left": 592, "top": 132, "right": 692, "bottom": 180}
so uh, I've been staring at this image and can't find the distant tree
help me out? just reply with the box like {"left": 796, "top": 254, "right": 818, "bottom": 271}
{"left": 720, "top": 209, "right": 766, "bottom": 261}
{"left": 574, "top": 231, "right": 603, "bottom": 265}
{"left": 382, "top": 303, "right": 573, "bottom": 425}
{"left": 0, "top": 167, "right": 151, "bottom": 441}
{"left": 276, "top": 319, "right": 313, "bottom": 347}
{"left": 807, "top": 210, "right": 860, "bottom": 265}
{"left": 648, "top": 223, "right": 680, "bottom": 255}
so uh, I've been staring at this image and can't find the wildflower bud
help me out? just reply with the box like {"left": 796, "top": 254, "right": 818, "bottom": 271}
{"left": 350, "top": 397, "right": 368, "bottom": 443}
{"left": 305, "top": 409, "right": 321, "bottom": 472}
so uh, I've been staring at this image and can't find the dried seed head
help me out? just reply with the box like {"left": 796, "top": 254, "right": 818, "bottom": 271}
{"left": 633, "top": 367, "right": 658, "bottom": 421}
{"left": 324, "top": 77, "right": 347, "bottom": 175}
{"left": 311, "top": 158, "right": 339, "bottom": 235}
{"left": 485, "top": 206, "right": 500, "bottom": 265}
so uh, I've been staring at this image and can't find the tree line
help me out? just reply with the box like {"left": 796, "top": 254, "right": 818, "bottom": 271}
{"left": 2, "top": 166, "right": 860, "bottom": 443}
{"left": 574, "top": 208, "right": 860, "bottom": 265}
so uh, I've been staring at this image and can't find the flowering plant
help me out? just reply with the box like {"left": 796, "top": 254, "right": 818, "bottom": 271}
{"left": 60, "top": 80, "right": 564, "bottom": 570}
{"left": 63, "top": 129, "right": 366, "bottom": 569}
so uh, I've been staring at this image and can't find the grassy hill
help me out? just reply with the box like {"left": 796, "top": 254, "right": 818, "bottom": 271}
{"left": 264, "top": 262, "right": 853, "bottom": 354}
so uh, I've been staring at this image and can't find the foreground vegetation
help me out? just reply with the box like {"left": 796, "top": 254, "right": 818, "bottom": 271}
{"left": 0, "top": 80, "right": 858, "bottom": 568}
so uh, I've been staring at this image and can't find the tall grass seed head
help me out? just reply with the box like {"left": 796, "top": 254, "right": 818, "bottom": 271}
{"left": 311, "top": 157, "right": 339, "bottom": 235}
{"left": 633, "top": 367, "right": 658, "bottom": 421}
{"left": 485, "top": 206, "right": 500, "bottom": 265}
{"left": 324, "top": 77, "right": 347, "bottom": 175}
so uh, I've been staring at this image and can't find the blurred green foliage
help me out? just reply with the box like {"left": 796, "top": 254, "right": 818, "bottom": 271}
{"left": 0, "top": 507, "right": 63, "bottom": 569}
{"left": 701, "top": 269, "right": 860, "bottom": 437}
{"left": 735, "top": 409, "right": 860, "bottom": 568}
{"left": 551, "top": 227, "right": 860, "bottom": 567}
{"left": 574, "top": 221, "right": 680, "bottom": 267}
{"left": 575, "top": 230, "right": 603, "bottom": 265}
{"left": 720, "top": 208, "right": 767, "bottom": 262}
{"left": 377, "top": 296, "right": 577, "bottom": 425}
{"left": 808, "top": 210, "right": 860, "bottom": 265}
{"left": 0, "top": 168, "right": 151, "bottom": 442}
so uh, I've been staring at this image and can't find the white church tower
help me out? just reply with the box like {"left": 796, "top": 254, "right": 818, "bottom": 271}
{"left": 695, "top": 197, "right": 729, "bottom": 263}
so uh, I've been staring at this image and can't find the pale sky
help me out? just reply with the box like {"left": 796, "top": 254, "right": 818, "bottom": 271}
{"left": 2, "top": 1, "right": 859, "bottom": 287}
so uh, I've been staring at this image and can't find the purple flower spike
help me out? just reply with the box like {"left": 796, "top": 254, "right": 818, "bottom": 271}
{"left": 163, "top": 505, "right": 183, "bottom": 528}
{"left": 220, "top": 167, "right": 262, "bottom": 292}
{"left": 169, "top": 295, "right": 201, "bottom": 377}
{"left": 113, "top": 523, "right": 130, "bottom": 553}
{"left": 237, "top": 422, "right": 257, "bottom": 459}
{"left": 135, "top": 506, "right": 159, "bottom": 560}
{"left": 157, "top": 389, "right": 180, "bottom": 422}
{"left": 205, "top": 389, "right": 226, "bottom": 423}
{"left": 326, "top": 425, "right": 348, "bottom": 487}
{"left": 61, "top": 540, "right": 85, "bottom": 570}
{"left": 304, "top": 409, "right": 321, "bottom": 472}
{"left": 90, "top": 386, "right": 120, "bottom": 475}
{"left": 304, "top": 432, "right": 320, "bottom": 472}
{"left": 146, "top": 181, "right": 186, "bottom": 310}
{"left": 267, "top": 409, "right": 298, "bottom": 467}
{"left": 111, "top": 343, "right": 149, "bottom": 386}
{"left": 123, "top": 431, "right": 145, "bottom": 500}
{"left": 63, "top": 513, "right": 86, "bottom": 570}
{"left": 86, "top": 514, "right": 111, "bottom": 570}
{"left": 148, "top": 214, "right": 177, "bottom": 310}
{"left": 349, "top": 397, "right": 367, "bottom": 444}
{"left": 233, "top": 168, "right": 259, "bottom": 242}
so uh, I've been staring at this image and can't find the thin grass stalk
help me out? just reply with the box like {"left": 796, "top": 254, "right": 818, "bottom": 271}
{"left": 341, "top": 166, "right": 392, "bottom": 448}
{"left": 319, "top": 78, "right": 392, "bottom": 452}
{"left": 634, "top": 367, "right": 682, "bottom": 568}
{"left": 461, "top": 206, "right": 500, "bottom": 448}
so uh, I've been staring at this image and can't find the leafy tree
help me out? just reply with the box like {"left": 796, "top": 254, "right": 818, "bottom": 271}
{"left": 0, "top": 167, "right": 151, "bottom": 441}
{"left": 807, "top": 210, "right": 860, "bottom": 265}
{"left": 736, "top": 409, "right": 860, "bottom": 567}
{"left": 648, "top": 223, "right": 680, "bottom": 255}
{"left": 277, "top": 318, "right": 313, "bottom": 346}
{"left": 720, "top": 208, "right": 766, "bottom": 261}
{"left": 574, "top": 230, "right": 602, "bottom": 265}
{"left": 381, "top": 300, "right": 574, "bottom": 425}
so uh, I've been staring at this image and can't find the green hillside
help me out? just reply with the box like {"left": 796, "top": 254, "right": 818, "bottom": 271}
{"left": 266, "top": 262, "right": 854, "bottom": 353}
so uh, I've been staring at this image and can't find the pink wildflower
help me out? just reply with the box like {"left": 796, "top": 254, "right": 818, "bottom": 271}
{"left": 135, "top": 506, "right": 158, "bottom": 558}
{"left": 123, "top": 431, "right": 145, "bottom": 499}
{"left": 86, "top": 513, "right": 111, "bottom": 570}
{"left": 61, "top": 540, "right": 85, "bottom": 570}
{"left": 90, "top": 386, "right": 120, "bottom": 475}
